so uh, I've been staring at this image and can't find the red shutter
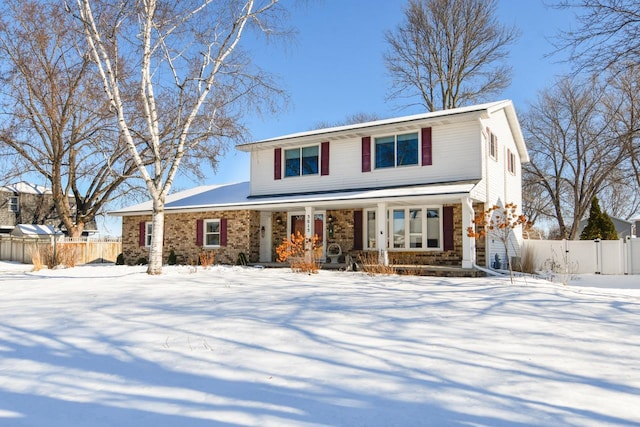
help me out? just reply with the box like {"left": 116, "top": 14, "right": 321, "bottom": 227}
{"left": 220, "top": 218, "right": 228, "bottom": 246}
{"left": 443, "top": 206, "right": 454, "bottom": 251}
{"left": 274, "top": 148, "right": 282, "bottom": 180}
{"left": 361, "top": 137, "right": 371, "bottom": 172}
{"left": 321, "top": 141, "right": 330, "bottom": 176}
{"left": 139, "top": 221, "right": 146, "bottom": 247}
{"left": 196, "top": 219, "right": 203, "bottom": 246}
{"left": 421, "top": 127, "right": 432, "bottom": 166}
{"left": 353, "top": 210, "right": 363, "bottom": 250}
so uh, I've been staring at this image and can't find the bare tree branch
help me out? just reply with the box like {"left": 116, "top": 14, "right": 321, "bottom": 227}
{"left": 552, "top": 0, "right": 640, "bottom": 74}
{"left": 0, "top": 0, "right": 137, "bottom": 237}
{"left": 74, "top": 0, "right": 288, "bottom": 273}
{"left": 521, "top": 74, "right": 631, "bottom": 239}
{"left": 384, "top": 0, "right": 519, "bottom": 111}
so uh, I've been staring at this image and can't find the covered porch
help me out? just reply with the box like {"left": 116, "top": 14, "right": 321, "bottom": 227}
{"left": 252, "top": 182, "right": 486, "bottom": 271}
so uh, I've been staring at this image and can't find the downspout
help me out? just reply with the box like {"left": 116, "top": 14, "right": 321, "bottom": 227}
{"left": 473, "top": 262, "right": 505, "bottom": 277}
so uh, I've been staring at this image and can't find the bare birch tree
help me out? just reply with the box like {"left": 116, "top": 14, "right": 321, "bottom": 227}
{"left": 74, "top": 0, "right": 287, "bottom": 274}
{"left": 384, "top": 0, "right": 518, "bottom": 112}
{"left": 521, "top": 76, "right": 628, "bottom": 239}
{"left": 0, "top": 0, "right": 137, "bottom": 237}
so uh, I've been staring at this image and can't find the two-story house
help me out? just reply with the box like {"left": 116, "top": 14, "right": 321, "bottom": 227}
{"left": 112, "top": 100, "right": 528, "bottom": 270}
{"left": 0, "top": 182, "right": 58, "bottom": 234}
{"left": 0, "top": 181, "right": 98, "bottom": 236}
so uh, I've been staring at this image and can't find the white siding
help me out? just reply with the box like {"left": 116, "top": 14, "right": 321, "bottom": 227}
{"left": 249, "top": 120, "right": 483, "bottom": 197}
{"left": 477, "top": 109, "right": 525, "bottom": 267}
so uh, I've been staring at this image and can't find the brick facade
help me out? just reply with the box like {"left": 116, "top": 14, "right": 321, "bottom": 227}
{"left": 122, "top": 210, "right": 260, "bottom": 266}
{"left": 122, "top": 203, "right": 487, "bottom": 268}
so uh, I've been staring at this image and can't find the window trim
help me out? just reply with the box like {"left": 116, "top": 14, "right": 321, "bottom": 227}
{"left": 364, "top": 205, "right": 443, "bottom": 251}
{"left": 489, "top": 132, "right": 498, "bottom": 161}
{"left": 145, "top": 221, "right": 153, "bottom": 247}
{"left": 364, "top": 209, "right": 377, "bottom": 249}
{"left": 8, "top": 196, "right": 18, "bottom": 213}
{"left": 507, "top": 148, "right": 516, "bottom": 175}
{"left": 203, "top": 218, "right": 222, "bottom": 248}
{"left": 283, "top": 144, "right": 320, "bottom": 178}
{"left": 374, "top": 132, "right": 420, "bottom": 170}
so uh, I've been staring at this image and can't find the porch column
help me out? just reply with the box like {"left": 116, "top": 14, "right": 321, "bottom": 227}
{"left": 377, "top": 202, "right": 389, "bottom": 266}
{"left": 305, "top": 206, "right": 314, "bottom": 263}
{"left": 462, "top": 196, "right": 476, "bottom": 269}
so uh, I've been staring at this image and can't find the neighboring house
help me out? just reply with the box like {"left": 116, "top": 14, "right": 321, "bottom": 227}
{"left": 111, "top": 100, "right": 529, "bottom": 269}
{"left": 0, "top": 182, "right": 98, "bottom": 236}
{"left": 578, "top": 216, "right": 634, "bottom": 240}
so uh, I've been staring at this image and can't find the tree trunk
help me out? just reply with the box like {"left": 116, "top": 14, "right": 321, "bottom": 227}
{"left": 68, "top": 222, "right": 85, "bottom": 238}
{"left": 147, "top": 199, "right": 165, "bottom": 275}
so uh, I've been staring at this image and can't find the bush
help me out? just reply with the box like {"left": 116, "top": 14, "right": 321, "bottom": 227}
{"left": 56, "top": 245, "right": 78, "bottom": 268}
{"left": 115, "top": 253, "right": 125, "bottom": 265}
{"left": 358, "top": 251, "right": 396, "bottom": 275}
{"left": 276, "top": 231, "right": 321, "bottom": 274}
{"left": 30, "top": 243, "right": 78, "bottom": 270}
{"left": 581, "top": 197, "right": 618, "bottom": 240}
{"left": 30, "top": 245, "right": 45, "bottom": 271}
{"left": 136, "top": 257, "right": 148, "bottom": 265}
{"left": 167, "top": 250, "right": 177, "bottom": 265}
{"left": 198, "top": 251, "right": 215, "bottom": 268}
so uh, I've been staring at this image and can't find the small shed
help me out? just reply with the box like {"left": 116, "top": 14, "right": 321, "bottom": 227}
{"left": 10, "top": 224, "right": 63, "bottom": 238}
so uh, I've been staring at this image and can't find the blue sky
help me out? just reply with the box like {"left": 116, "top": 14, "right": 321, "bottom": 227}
{"left": 208, "top": 0, "right": 575, "bottom": 186}
{"left": 102, "top": 0, "right": 576, "bottom": 234}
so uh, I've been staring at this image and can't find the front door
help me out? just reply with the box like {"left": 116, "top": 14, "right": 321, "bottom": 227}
{"left": 289, "top": 211, "right": 326, "bottom": 260}
{"left": 259, "top": 212, "right": 272, "bottom": 262}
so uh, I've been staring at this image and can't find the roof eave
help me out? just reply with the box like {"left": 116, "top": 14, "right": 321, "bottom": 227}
{"left": 236, "top": 102, "right": 508, "bottom": 151}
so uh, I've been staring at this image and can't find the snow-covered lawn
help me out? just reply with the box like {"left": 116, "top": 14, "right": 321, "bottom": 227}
{"left": 0, "top": 262, "right": 638, "bottom": 427}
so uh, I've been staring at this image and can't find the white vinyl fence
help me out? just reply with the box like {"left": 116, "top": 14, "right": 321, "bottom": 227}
{"left": 0, "top": 235, "right": 121, "bottom": 265}
{"left": 522, "top": 237, "right": 640, "bottom": 275}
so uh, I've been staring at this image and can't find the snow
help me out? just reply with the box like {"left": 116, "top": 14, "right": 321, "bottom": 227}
{"left": 110, "top": 180, "right": 478, "bottom": 216}
{"left": 0, "top": 262, "right": 638, "bottom": 426}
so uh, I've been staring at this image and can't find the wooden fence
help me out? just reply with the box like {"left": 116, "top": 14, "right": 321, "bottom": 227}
{"left": 0, "top": 235, "right": 122, "bottom": 265}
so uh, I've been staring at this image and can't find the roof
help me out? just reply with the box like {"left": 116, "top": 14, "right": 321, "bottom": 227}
{"left": 110, "top": 180, "right": 480, "bottom": 216}
{"left": 10, "top": 224, "right": 63, "bottom": 237}
{"left": 0, "top": 182, "right": 52, "bottom": 195}
{"left": 236, "top": 100, "right": 529, "bottom": 163}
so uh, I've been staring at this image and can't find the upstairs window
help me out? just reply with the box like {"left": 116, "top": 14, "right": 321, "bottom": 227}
{"left": 8, "top": 196, "right": 18, "bottom": 212}
{"left": 285, "top": 146, "right": 319, "bottom": 177}
{"left": 507, "top": 149, "right": 516, "bottom": 174}
{"left": 375, "top": 132, "right": 419, "bottom": 169}
{"left": 489, "top": 132, "right": 498, "bottom": 160}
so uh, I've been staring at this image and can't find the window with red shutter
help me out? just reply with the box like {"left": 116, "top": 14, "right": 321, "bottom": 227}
{"left": 361, "top": 137, "right": 371, "bottom": 172}
{"left": 353, "top": 210, "right": 363, "bottom": 250}
{"left": 442, "top": 206, "right": 454, "bottom": 251}
{"left": 220, "top": 218, "right": 227, "bottom": 246}
{"left": 274, "top": 148, "right": 282, "bottom": 180}
{"left": 421, "top": 127, "right": 432, "bottom": 166}
{"left": 321, "top": 141, "right": 330, "bottom": 176}
{"left": 196, "top": 219, "right": 203, "bottom": 246}
{"left": 139, "top": 222, "right": 146, "bottom": 247}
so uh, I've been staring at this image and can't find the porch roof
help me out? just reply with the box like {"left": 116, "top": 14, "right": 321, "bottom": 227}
{"left": 110, "top": 180, "right": 480, "bottom": 216}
